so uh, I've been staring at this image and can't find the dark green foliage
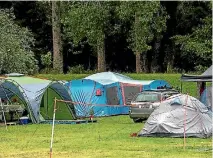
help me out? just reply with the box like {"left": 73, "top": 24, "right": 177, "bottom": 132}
{"left": 116, "top": 2, "right": 169, "bottom": 72}
{"left": 62, "top": 2, "right": 111, "bottom": 46}
{"left": 117, "top": 2, "right": 168, "bottom": 54}
{"left": 40, "top": 52, "right": 52, "bottom": 73}
{"left": 171, "top": 2, "right": 212, "bottom": 71}
{"left": 0, "top": 9, "right": 38, "bottom": 74}
{"left": 0, "top": 1, "right": 211, "bottom": 73}
{"left": 173, "top": 16, "right": 212, "bottom": 59}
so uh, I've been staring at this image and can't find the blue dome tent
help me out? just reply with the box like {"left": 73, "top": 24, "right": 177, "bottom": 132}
{"left": 67, "top": 72, "right": 171, "bottom": 117}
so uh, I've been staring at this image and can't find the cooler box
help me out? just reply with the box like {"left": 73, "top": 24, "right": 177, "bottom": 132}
{"left": 20, "top": 116, "right": 29, "bottom": 124}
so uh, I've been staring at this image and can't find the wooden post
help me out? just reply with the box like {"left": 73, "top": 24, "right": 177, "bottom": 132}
{"left": 50, "top": 97, "right": 57, "bottom": 158}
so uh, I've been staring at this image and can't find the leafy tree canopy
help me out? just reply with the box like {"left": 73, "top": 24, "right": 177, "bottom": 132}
{"left": 172, "top": 2, "right": 212, "bottom": 62}
{"left": 61, "top": 1, "right": 112, "bottom": 47}
{"left": 117, "top": 1, "right": 169, "bottom": 54}
{"left": 0, "top": 9, "right": 38, "bottom": 74}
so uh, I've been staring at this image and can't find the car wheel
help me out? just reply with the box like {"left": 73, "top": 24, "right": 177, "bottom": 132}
{"left": 133, "top": 118, "right": 143, "bottom": 123}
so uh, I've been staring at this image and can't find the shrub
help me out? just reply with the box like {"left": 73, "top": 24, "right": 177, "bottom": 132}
{"left": 68, "top": 65, "right": 85, "bottom": 74}
{"left": 41, "top": 52, "right": 52, "bottom": 69}
{"left": 67, "top": 65, "right": 97, "bottom": 74}
{"left": 0, "top": 9, "right": 38, "bottom": 75}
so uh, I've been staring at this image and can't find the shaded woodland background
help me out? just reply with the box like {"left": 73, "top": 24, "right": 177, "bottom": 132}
{"left": 0, "top": 1, "right": 212, "bottom": 74}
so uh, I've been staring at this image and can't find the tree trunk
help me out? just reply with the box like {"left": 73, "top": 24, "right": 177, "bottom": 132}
{"left": 142, "top": 52, "right": 148, "bottom": 72}
{"left": 136, "top": 53, "right": 142, "bottom": 73}
{"left": 134, "top": 12, "right": 142, "bottom": 74}
{"left": 52, "top": 1, "right": 63, "bottom": 73}
{"left": 166, "top": 49, "right": 175, "bottom": 73}
{"left": 151, "top": 41, "right": 160, "bottom": 73}
{"left": 97, "top": 33, "right": 106, "bottom": 72}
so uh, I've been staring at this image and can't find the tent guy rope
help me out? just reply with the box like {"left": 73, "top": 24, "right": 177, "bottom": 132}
{"left": 56, "top": 99, "right": 132, "bottom": 107}
{"left": 183, "top": 93, "right": 189, "bottom": 151}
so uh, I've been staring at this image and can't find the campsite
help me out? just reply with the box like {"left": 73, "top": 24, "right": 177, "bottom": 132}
{"left": 0, "top": 73, "right": 212, "bottom": 158}
{"left": 0, "top": 1, "right": 212, "bottom": 158}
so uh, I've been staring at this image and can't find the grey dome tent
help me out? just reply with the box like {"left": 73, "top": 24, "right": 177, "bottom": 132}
{"left": 138, "top": 94, "right": 212, "bottom": 138}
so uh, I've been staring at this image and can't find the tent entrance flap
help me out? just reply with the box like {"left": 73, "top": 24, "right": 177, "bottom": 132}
{"left": 40, "top": 88, "right": 73, "bottom": 120}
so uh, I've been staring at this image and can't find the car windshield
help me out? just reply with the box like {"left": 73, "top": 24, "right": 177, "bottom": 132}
{"left": 134, "top": 93, "right": 160, "bottom": 102}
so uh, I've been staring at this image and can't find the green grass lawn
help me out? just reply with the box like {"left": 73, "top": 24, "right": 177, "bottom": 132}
{"left": 36, "top": 73, "right": 198, "bottom": 97}
{"left": 0, "top": 115, "right": 212, "bottom": 158}
{"left": 1, "top": 73, "right": 208, "bottom": 158}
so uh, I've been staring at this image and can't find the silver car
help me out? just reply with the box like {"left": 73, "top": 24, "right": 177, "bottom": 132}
{"left": 129, "top": 89, "right": 179, "bottom": 123}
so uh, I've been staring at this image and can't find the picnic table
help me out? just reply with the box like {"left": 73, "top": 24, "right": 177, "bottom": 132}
{"left": 0, "top": 104, "right": 24, "bottom": 121}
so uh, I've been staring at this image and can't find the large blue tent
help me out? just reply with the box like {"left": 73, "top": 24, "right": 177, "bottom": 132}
{"left": 67, "top": 72, "right": 171, "bottom": 117}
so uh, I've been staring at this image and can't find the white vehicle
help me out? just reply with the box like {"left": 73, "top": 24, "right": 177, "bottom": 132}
{"left": 129, "top": 89, "right": 179, "bottom": 123}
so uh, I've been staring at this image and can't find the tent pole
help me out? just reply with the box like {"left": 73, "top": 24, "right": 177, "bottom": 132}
{"left": 0, "top": 98, "right": 7, "bottom": 131}
{"left": 183, "top": 94, "right": 188, "bottom": 151}
{"left": 50, "top": 97, "right": 57, "bottom": 158}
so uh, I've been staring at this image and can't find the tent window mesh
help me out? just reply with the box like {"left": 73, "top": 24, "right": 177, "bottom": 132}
{"left": 123, "top": 86, "right": 140, "bottom": 105}
{"left": 106, "top": 86, "right": 119, "bottom": 105}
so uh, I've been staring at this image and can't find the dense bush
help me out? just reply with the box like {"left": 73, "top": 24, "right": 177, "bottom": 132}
{"left": 67, "top": 65, "right": 98, "bottom": 74}
{"left": 0, "top": 9, "right": 38, "bottom": 75}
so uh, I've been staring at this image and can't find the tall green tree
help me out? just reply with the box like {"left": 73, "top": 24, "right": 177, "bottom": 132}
{"left": 52, "top": 1, "right": 63, "bottom": 73}
{"left": 0, "top": 9, "right": 38, "bottom": 74}
{"left": 1, "top": 1, "right": 53, "bottom": 69}
{"left": 117, "top": 2, "right": 168, "bottom": 73}
{"left": 173, "top": 16, "right": 212, "bottom": 59}
{"left": 62, "top": 1, "right": 114, "bottom": 72}
{"left": 172, "top": 2, "right": 212, "bottom": 71}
